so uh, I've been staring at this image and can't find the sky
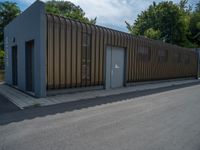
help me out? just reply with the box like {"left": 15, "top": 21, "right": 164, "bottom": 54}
{"left": 1, "top": 0, "right": 198, "bottom": 32}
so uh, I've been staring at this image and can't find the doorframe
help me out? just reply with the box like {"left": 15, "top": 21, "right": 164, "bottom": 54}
{"left": 25, "top": 40, "right": 35, "bottom": 92}
{"left": 104, "top": 45, "right": 128, "bottom": 89}
{"left": 11, "top": 45, "right": 18, "bottom": 86}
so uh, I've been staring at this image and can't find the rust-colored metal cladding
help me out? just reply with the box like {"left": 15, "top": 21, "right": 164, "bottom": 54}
{"left": 46, "top": 14, "right": 198, "bottom": 90}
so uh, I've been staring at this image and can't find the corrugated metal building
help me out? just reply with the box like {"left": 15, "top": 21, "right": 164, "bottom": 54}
{"left": 4, "top": 1, "right": 199, "bottom": 97}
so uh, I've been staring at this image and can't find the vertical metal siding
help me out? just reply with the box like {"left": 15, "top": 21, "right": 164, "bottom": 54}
{"left": 46, "top": 14, "right": 198, "bottom": 90}
{"left": 53, "top": 16, "right": 60, "bottom": 89}
{"left": 47, "top": 15, "right": 53, "bottom": 89}
{"left": 76, "top": 21, "right": 82, "bottom": 87}
{"left": 99, "top": 27, "right": 104, "bottom": 85}
{"left": 60, "top": 17, "right": 66, "bottom": 88}
{"left": 90, "top": 25, "right": 96, "bottom": 86}
{"left": 65, "top": 19, "right": 71, "bottom": 88}
{"left": 95, "top": 26, "right": 100, "bottom": 85}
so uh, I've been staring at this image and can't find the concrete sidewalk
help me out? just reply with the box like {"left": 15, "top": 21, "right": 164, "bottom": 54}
{"left": 0, "top": 79, "right": 199, "bottom": 109}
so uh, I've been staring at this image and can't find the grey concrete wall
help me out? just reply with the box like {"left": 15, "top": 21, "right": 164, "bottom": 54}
{"left": 4, "top": 1, "right": 46, "bottom": 97}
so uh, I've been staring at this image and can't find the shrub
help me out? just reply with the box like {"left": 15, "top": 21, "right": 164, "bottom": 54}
{"left": 0, "top": 50, "right": 5, "bottom": 69}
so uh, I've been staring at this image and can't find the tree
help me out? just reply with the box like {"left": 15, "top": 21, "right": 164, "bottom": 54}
{"left": 179, "top": 0, "right": 192, "bottom": 13}
{"left": 46, "top": 0, "right": 96, "bottom": 24}
{"left": 179, "top": 0, "right": 188, "bottom": 10}
{"left": 0, "top": 49, "right": 4, "bottom": 69}
{"left": 196, "top": 0, "right": 200, "bottom": 12}
{"left": 126, "top": 1, "right": 193, "bottom": 47}
{"left": 144, "top": 28, "right": 161, "bottom": 40}
{"left": 0, "top": 1, "right": 21, "bottom": 50}
{"left": 188, "top": 1, "right": 200, "bottom": 47}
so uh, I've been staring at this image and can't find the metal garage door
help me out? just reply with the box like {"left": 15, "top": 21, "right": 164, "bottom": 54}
{"left": 106, "top": 46, "right": 125, "bottom": 89}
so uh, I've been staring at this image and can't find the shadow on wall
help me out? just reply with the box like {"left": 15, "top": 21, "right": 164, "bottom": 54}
{"left": 0, "top": 81, "right": 200, "bottom": 126}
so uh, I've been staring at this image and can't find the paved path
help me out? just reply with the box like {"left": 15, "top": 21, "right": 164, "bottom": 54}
{"left": 0, "top": 79, "right": 199, "bottom": 109}
{"left": 1, "top": 84, "right": 200, "bottom": 150}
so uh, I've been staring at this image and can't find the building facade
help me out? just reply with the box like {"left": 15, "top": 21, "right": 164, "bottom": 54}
{"left": 4, "top": 1, "right": 198, "bottom": 97}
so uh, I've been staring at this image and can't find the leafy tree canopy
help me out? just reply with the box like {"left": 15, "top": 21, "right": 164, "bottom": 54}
{"left": 196, "top": 0, "right": 200, "bottom": 12}
{"left": 46, "top": 0, "right": 97, "bottom": 24}
{"left": 189, "top": 1, "right": 200, "bottom": 46}
{"left": 144, "top": 28, "right": 161, "bottom": 40}
{"left": 126, "top": 1, "right": 196, "bottom": 47}
{"left": 189, "top": 11, "right": 200, "bottom": 46}
{"left": 0, "top": 1, "right": 21, "bottom": 49}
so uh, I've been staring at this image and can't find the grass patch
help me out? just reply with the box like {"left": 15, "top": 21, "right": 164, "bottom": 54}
{"left": 25, "top": 103, "right": 41, "bottom": 109}
{"left": 31, "top": 101, "right": 41, "bottom": 107}
{"left": 32, "top": 103, "right": 41, "bottom": 107}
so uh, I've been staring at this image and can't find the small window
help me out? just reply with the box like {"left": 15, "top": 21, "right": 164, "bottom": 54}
{"left": 158, "top": 49, "right": 168, "bottom": 63}
{"left": 137, "top": 46, "right": 151, "bottom": 62}
{"left": 82, "top": 32, "right": 91, "bottom": 84}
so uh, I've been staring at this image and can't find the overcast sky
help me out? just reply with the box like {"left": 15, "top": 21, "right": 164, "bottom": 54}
{"left": 2, "top": 0, "right": 198, "bottom": 32}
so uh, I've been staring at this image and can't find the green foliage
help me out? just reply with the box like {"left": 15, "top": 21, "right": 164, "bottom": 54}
{"left": 0, "top": 70, "right": 4, "bottom": 81}
{"left": 144, "top": 28, "right": 161, "bottom": 40}
{"left": 179, "top": 0, "right": 188, "bottom": 9}
{"left": 197, "top": 22, "right": 200, "bottom": 30}
{"left": 0, "top": 50, "right": 4, "bottom": 58}
{"left": 196, "top": 0, "right": 200, "bottom": 12}
{"left": 188, "top": 1, "right": 200, "bottom": 47}
{"left": 0, "top": 1, "right": 21, "bottom": 49}
{"left": 179, "top": 0, "right": 192, "bottom": 14}
{"left": 0, "top": 49, "right": 4, "bottom": 68}
{"left": 189, "top": 12, "right": 200, "bottom": 46}
{"left": 126, "top": 1, "right": 196, "bottom": 47}
{"left": 46, "top": 0, "right": 96, "bottom": 24}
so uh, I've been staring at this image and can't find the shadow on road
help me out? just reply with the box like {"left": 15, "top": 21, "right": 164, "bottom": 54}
{"left": 0, "top": 81, "right": 199, "bottom": 125}
{"left": 0, "top": 94, "right": 20, "bottom": 114}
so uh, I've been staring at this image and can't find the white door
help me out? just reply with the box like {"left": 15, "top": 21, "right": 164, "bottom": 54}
{"left": 106, "top": 46, "right": 125, "bottom": 89}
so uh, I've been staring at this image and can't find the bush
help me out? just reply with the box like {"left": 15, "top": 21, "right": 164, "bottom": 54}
{"left": 0, "top": 70, "right": 4, "bottom": 81}
{"left": 0, "top": 50, "right": 5, "bottom": 70}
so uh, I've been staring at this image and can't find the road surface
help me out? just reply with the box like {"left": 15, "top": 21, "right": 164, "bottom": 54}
{"left": 1, "top": 84, "right": 200, "bottom": 150}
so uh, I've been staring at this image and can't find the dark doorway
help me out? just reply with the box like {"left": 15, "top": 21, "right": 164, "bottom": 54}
{"left": 12, "top": 46, "right": 18, "bottom": 86}
{"left": 25, "top": 40, "right": 34, "bottom": 92}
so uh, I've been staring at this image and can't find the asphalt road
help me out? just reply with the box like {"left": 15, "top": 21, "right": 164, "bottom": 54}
{"left": 1, "top": 84, "right": 200, "bottom": 150}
